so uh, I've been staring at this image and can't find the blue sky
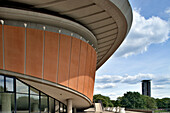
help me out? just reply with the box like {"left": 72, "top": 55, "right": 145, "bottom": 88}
{"left": 94, "top": 0, "right": 170, "bottom": 100}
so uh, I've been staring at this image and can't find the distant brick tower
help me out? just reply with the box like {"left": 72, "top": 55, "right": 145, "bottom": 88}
{"left": 142, "top": 80, "right": 151, "bottom": 97}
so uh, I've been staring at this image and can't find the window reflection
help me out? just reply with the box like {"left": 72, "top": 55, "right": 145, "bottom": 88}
{"left": 0, "top": 75, "right": 4, "bottom": 92}
{"left": 64, "top": 105, "right": 67, "bottom": 113}
{"left": 60, "top": 103, "right": 63, "bottom": 113}
{"left": 49, "top": 97, "right": 55, "bottom": 113}
{"left": 0, "top": 75, "right": 67, "bottom": 113}
{"left": 16, "top": 79, "right": 28, "bottom": 94}
{"left": 16, "top": 93, "right": 29, "bottom": 113}
{"left": 41, "top": 93, "right": 48, "bottom": 113}
{"left": 6, "top": 77, "right": 14, "bottom": 92}
{"left": 30, "top": 87, "right": 39, "bottom": 95}
{"left": 55, "top": 101, "right": 59, "bottom": 113}
{"left": 30, "top": 95, "right": 39, "bottom": 113}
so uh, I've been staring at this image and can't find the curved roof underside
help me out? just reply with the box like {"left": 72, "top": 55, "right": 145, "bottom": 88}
{"left": 0, "top": 0, "right": 132, "bottom": 70}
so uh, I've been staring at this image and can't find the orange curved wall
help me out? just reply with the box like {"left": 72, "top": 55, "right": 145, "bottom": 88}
{"left": 0, "top": 25, "right": 3, "bottom": 69}
{"left": 0, "top": 25, "right": 97, "bottom": 101}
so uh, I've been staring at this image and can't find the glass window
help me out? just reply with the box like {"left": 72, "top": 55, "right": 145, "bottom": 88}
{"left": 30, "top": 95, "right": 39, "bottom": 113}
{"left": 16, "top": 93, "right": 29, "bottom": 113}
{"left": 40, "top": 93, "right": 48, "bottom": 113}
{"left": 49, "top": 97, "right": 55, "bottom": 113}
{"left": 6, "top": 77, "right": 14, "bottom": 92}
{"left": 30, "top": 87, "right": 39, "bottom": 95}
{"left": 63, "top": 105, "right": 67, "bottom": 113}
{"left": 16, "top": 79, "right": 28, "bottom": 94}
{"left": 0, "top": 93, "right": 15, "bottom": 113}
{"left": 55, "top": 101, "right": 59, "bottom": 113}
{"left": 0, "top": 75, "right": 67, "bottom": 113}
{"left": 0, "top": 75, "right": 4, "bottom": 92}
{"left": 60, "top": 103, "right": 63, "bottom": 113}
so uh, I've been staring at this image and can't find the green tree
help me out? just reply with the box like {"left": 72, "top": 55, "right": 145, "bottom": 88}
{"left": 120, "top": 92, "right": 144, "bottom": 109}
{"left": 93, "top": 92, "right": 170, "bottom": 110}
{"left": 156, "top": 98, "right": 170, "bottom": 109}
{"left": 142, "top": 95, "right": 157, "bottom": 109}
{"left": 111, "top": 97, "right": 122, "bottom": 107}
{"left": 119, "top": 91, "right": 157, "bottom": 109}
{"left": 17, "top": 96, "right": 29, "bottom": 110}
{"left": 93, "top": 94, "right": 113, "bottom": 107}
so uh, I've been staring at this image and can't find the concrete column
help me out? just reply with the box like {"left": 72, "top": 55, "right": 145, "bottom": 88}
{"left": 2, "top": 93, "right": 11, "bottom": 113}
{"left": 67, "top": 99, "right": 72, "bottom": 113}
{"left": 32, "top": 103, "right": 39, "bottom": 112}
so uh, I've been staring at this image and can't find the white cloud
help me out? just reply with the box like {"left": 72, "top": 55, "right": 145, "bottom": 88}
{"left": 152, "top": 85, "right": 165, "bottom": 89}
{"left": 165, "top": 7, "right": 170, "bottom": 15}
{"left": 96, "top": 73, "right": 153, "bottom": 84}
{"left": 95, "top": 73, "right": 170, "bottom": 99}
{"left": 114, "top": 10, "right": 170, "bottom": 57}
{"left": 153, "top": 76, "right": 170, "bottom": 85}
{"left": 96, "top": 75, "right": 122, "bottom": 83}
{"left": 95, "top": 83, "right": 116, "bottom": 89}
{"left": 122, "top": 73, "right": 153, "bottom": 84}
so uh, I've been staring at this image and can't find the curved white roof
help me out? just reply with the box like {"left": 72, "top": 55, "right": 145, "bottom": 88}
{"left": 0, "top": 0, "right": 133, "bottom": 69}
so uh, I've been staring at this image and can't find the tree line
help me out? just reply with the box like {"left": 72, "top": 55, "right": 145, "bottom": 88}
{"left": 93, "top": 92, "right": 170, "bottom": 110}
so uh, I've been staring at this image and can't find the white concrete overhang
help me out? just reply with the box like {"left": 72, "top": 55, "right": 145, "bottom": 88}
{"left": 0, "top": 0, "right": 133, "bottom": 70}
{"left": 0, "top": 70, "right": 92, "bottom": 108}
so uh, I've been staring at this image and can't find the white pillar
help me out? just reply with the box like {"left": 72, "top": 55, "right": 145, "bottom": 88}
{"left": 2, "top": 93, "right": 11, "bottom": 113}
{"left": 67, "top": 99, "right": 72, "bottom": 113}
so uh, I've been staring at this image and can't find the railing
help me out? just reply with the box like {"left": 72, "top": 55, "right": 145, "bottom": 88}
{"left": 154, "top": 108, "right": 170, "bottom": 113}
{"left": 126, "top": 108, "right": 170, "bottom": 113}
{"left": 125, "top": 108, "right": 152, "bottom": 113}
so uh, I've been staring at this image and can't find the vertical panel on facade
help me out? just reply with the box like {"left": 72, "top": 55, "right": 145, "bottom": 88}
{"left": 87, "top": 47, "right": 92, "bottom": 100}
{"left": 58, "top": 34, "right": 71, "bottom": 87}
{"left": 69, "top": 38, "right": 80, "bottom": 90}
{"left": 0, "top": 25, "right": 3, "bottom": 69}
{"left": 88, "top": 48, "right": 95, "bottom": 100}
{"left": 83, "top": 44, "right": 91, "bottom": 96}
{"left": 77, "top": 41, "right": 87, "bottom": 94}
{"left": 91, "top": 51, "right": 97, "bottom": 100}
{"left": 26, "top": 28, "right": 43, "bottom": 78}
{"left": 43, "top": 31, "right": 59, "bottom": 83}
{"left": 4, "top": 25, "right": 25, "bottom": 73}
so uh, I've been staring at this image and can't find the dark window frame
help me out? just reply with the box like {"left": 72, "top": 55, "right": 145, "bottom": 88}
{"left": 0, "top": 74, "right": 67, "bottom": 113}
{"left": 4, "top": 76, "right": 15, "bottom": 93}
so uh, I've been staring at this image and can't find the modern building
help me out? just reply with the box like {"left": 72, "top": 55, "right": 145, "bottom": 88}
{"left": 0, "top": 0, "right": 132, "bottom": 113}
{"left": 142, "top": 80, "right": 151, "bottom": 97}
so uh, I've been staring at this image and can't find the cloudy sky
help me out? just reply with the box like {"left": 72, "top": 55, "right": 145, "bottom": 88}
{"left": 94, "top": 0, "right": 170, "bottom": 100}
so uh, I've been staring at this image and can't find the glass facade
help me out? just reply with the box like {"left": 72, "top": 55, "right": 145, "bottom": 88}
{"left": 0, "top": 75, "right": 67, "bottom": 113}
